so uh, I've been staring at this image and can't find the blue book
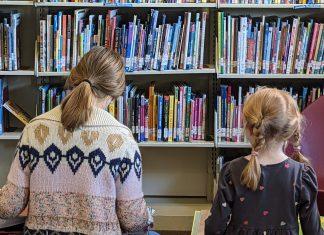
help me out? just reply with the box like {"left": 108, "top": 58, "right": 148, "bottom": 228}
{"left": 125, "top": 22, "right": 133, "bottom": 72}
{"left": 302, "top": 87, "right": 308, "bottom": 110}
{"left": 157, "top": 94, "right": 163, "bottom": 142}
{"left": 53, "top": 15, "right": 58, "bottom": 71}
{"left": 262, "top": 23, "right": 269, "bottom": 74}
{"left": 57, "top": 12, "right": 62, "bottom": 72}
{"left": 266, "top": 26, "right": 273, "bottom": 74}
{"left": 187, "top": 23, "right": 195, "bottom": 70}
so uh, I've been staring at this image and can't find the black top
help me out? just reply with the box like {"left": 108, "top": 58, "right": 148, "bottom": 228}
{"left": 205, "top": 157, "right": 324, "bottom": 235}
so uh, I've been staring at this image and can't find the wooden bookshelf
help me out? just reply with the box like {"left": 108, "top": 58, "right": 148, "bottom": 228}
{"left": 218, "top": 3, "right": 324, "bottom": 9}
{"left": 0, "top": 70, "right": 34, "bottom": 76}
{"left": 35, "top": 2, "right": 217, "bottom": 8}
{"left": 138, "top": 140, "right": 214, "bottom": 148}
{"left": 218, "top": 74, "right": 324, "bottom": 79}
{"left": 0, "top": 132, "right": 22, "bottom": 140}
{"left": 0, "top": 1, "right": 33, "bottom": 6}
{"left": 37, "top": 68, "right": 216, "bottom": 77}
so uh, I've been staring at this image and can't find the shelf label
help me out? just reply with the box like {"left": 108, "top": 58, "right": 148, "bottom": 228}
{"left": 293, "top": 4, "right": 320, "bottom": 9}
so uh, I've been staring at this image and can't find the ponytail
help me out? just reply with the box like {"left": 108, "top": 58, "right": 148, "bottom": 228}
{"left": 241, "top": 122, "right": 264, "bottom": 191}
{"left": 61, "top": 81, "right": 93, "bottom": 132}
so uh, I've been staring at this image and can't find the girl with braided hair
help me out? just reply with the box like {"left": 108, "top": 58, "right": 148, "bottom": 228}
{"left": 205, "top": 87, "right": 323, "bottom": 235}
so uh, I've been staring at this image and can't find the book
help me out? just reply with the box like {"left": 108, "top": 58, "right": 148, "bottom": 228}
{"left": 217, "top": 13, "right": 324, "bottom": 75}
{"left": 39, "top": 10, "right": 207, "bottom": 73}
{"left": 0, "top": 12, "right": 21, "bottom": 71}
{"left": 3, "top": 100, "right": 31, "bottom": 125}
{"left": 215, "top": 84, "right": 323, "bottom": 143}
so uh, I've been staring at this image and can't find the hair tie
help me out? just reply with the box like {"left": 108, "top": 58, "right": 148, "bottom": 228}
{"left": 251, "top": 150, "right": 258, "bottom": 157}
{"left": 293, "top": 145, "right": 301, "bottom": 153}
{"left": 82, "top": 79, "right": 92, "bottom": 87}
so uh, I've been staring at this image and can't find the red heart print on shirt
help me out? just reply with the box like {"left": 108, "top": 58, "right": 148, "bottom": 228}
{"left": 285, "top": 163, "right": 290, "bottom": 168}
{"left": 263, "top": 211, "right": 269, "bottom": 216}
{"left": 243, "top": 220, "right": 248, "bottom": 225}
{"left": 240, "top": 197, "right": 245, "bottom": 202}
{"left": 259, "top": 186, "right": 264, "bottom": 191}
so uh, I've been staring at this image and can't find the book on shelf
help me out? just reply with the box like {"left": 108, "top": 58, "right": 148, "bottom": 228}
{"left": 3, "top": 100, "right": 31, "bottom": 126}
{"left": 216, "top": 13, "right": 324, "bottom": 75}
{"left": 108, "top": 82, "right": 207, "bottom": 142}
{"left": 37, "top": 85, "right": 69, "bottom": 115}
{"left": 38, "top": 9, "right": 207, "bottom": 73}
{"left": 213, "top": 155, "right": 224, "bottom": 197}
{"left": 0, "top": 11, "right": 21, "bottom": 72}
{"left": 215, "top": 84, "right": 324, "bottom": 143}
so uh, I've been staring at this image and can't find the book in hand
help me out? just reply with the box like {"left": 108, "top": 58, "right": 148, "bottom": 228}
{"left": 215, "top": 84, "right": 323, "bottom": 143}
{"left": 39, "top": 9, "right": 207, "bottom": 72}
{"left": 3, "top": 100, "right": 31, "bottom": 125}
{"left": 217, "top": 13, "right": 324, "bottom": 75}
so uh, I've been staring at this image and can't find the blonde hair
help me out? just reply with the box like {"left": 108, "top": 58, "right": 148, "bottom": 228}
{"left": 61, "top": 46, "right": 125, "bottom": 131}
{"left": 241, "top": 87, "right": 309, "bottom": 191}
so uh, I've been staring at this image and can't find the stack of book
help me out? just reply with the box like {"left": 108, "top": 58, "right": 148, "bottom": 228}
{"left": 39, "top": 9, "right": 207, "bottom": 72}
{"left": 0, "top": 12, "right": 21, "bottom": 71}
{"left": 217, "top": 13, "right": 324, "bottom": 75}
{"left": 215, "top": 85, "right": 324, "bottom": 143}
{"left": 219, "top": 0, "right": 321, "bottom": 4}
{"left": 38, "top": 85, "right": 69, "bottom": 114}
{"left": 108, "top": 83, "right": 207, "bottom": 142}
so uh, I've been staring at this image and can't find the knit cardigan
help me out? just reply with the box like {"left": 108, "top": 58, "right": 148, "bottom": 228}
{"left": 0, "top": 105, "right": 148, "bottom": 234}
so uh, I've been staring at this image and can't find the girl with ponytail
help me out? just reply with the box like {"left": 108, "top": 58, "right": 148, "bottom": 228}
{"left": 0, "top": 47, "right": 152, "bottom": 235}
{"left": 206, "top": 87, "right": 323, "bottom": 235}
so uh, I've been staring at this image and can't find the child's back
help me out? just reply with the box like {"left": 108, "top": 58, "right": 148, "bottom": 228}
{"left": 205, "top": 88, "right": 323, "bottom": 235}
{"left": 205, "top": 156, "right": 322, "bottom": 234}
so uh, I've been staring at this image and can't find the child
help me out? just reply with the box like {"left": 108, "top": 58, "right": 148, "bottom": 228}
{"left": 205, "top": 87, "right": 323, "bottom": 235}
{"left": 0, "top": 46, "right": 150, "bottom": 234}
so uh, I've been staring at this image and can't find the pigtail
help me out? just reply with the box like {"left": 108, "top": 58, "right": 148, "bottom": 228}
{"left": 241, "top": 120, "right": 264, "bottom": 191}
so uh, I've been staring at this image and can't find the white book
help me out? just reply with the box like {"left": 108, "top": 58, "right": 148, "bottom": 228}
{"left": 237, "top": 86, "right": 242, "bottom": 142}
{"left": 255, "top": 29, "right": 261, "bottom": 74}
{"left": 183, "top": 12, "right": 191, "bottom": 70}
{"left": 72, "top": 9, "right": 87, "bottom": 68}
{"left": 241, "top": 17, "right": 247, "bottom": 74}
{"left": 11, "top": 13, "right": 20, "bottom": 71}
{"left": 46, "top": 15, "right": 52, "bottom": 72}
{"left": 40, "top": 20, "right": 46, "bottom": 72}
{"left": 227, "top": 15, "right": 231, "bottom": 74}
{"left": 286, "top": 18, "right": 299, "bottom": 74}
{"left": 199, "top": 12, "right": 207, "bottom": 69}
{"left": 274, "top": 30, "right": 281, "bottom": 74}
{"left": 153, "top": 26, "right": 162, "bottom": 70}
{"left": 161, "top": 24, "right": 170, "bottom": 71}
{"left": 192, "top": 14, "right": 200, "bottom": 70}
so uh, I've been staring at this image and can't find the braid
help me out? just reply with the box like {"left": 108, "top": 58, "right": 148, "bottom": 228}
{"left": 290, "top": 125, "right": 310, "bottom": 164}
{"left": 241, "top": 119, "right": 264, "bottom": 191}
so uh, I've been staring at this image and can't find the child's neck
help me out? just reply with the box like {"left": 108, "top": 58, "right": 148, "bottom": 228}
{"left": 250, "top": 141, "right": 288, "bottom": 166}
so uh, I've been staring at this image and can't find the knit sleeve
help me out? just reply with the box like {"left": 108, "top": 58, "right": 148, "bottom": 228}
{"left": 115, "top": 135, "right": 148, "bottom": 233}
{"left": 0, "top": 129, "right": 30, "bottom": 219}
{"left": 205, "top": 162, "right": 234, "bottom": 235}
{"left": 299, "top": 164, "right": 324, "bottom": 235}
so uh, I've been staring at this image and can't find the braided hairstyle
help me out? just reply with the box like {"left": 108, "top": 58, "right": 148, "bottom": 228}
{"left": 241, "top": 87, "right": 309, "bottom": 191}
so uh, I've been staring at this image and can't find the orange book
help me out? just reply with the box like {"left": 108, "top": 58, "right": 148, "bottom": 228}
{"left": 62, "top": 15, "right": 67, "bottom": 72}
{"left": 148, "top": 82, "right": 155, "bottom": 141}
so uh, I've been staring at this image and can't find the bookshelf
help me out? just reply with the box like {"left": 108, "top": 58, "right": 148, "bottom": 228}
{"left": 34, "top": 2, "right": 217, "bottom": 8}
{"left": 0, "top": 1, "right": 323, "bottom": 232}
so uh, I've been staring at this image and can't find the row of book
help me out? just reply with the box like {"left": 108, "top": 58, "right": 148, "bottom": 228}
{"left": 36, "top": 0, "right": 211, "bottom": 3}
{"left": 38, "top": 85, "right": 69, "bottom": 115}
{"left": 219, "top": 0, "right": 322, "bottom": 4}
{"left": 217, "top": 13, "right": 324, "bottom": 75}
{"left": 215, "top": 85, "right": 324, "bottom": 143}
{"left": 0, "top": 12, "right": 21, "bottom": 71}
{"left": 36, "top": 83, "right": 207, "bottom": 142}
{"left": 108, "top": 83, "right": 207, "bottom": 142}
{"left": 38, "top": 9, "right": 207, "bottom": 72}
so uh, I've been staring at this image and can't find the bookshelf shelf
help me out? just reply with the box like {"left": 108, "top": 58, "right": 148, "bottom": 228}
{"left": 0, "top": 70, "right": 34, "bottom": 76}
{"left": 0, "top": 1, "right": 33, "bottom": 6}
{"left": 218, "top": 3, "right": 324, "bottom": 9}
{"left": 138, "top": 140, "right": 214, "bottom": 148}
{"left": 218, "top": 74, "right": 324, "bottom": 79}
{"left": 34, "top": 2, "right": 217, "bottom": 8}
{"left": 216, "top": 141, "right": 251, "bottom": 148}
{"left": 0, "top": 132, "right": 22, "bottom": 140}
{"left": 37, "top": 68, "right": 216, "bottom": 77}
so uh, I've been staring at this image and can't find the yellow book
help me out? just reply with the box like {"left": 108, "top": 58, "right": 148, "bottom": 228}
{"left": 168, "top": 95, "right": 174, "bottom": 142}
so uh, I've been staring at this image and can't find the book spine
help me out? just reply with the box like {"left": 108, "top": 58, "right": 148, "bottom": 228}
{"left": 184, "top": 86, "right": 191, "bottom": 141}
{"left": 168, "top": 95, "right": 174, "bottom": 142}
